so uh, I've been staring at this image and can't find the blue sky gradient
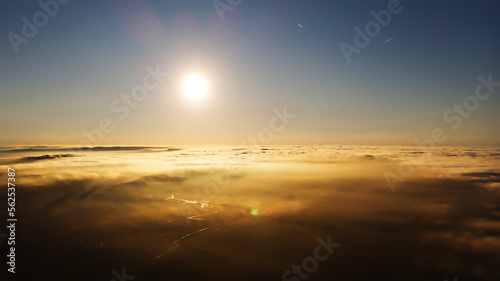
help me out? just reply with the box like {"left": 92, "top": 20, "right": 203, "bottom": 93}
{"left": 1, "top": 0, "right": 499, "bottom": 145}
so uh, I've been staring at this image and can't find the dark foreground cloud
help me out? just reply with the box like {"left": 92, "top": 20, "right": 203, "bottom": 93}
{"left": 462, "top": 172, "right": 500, "bottom": 184}
{"left": 1, "top": 170, "right": 499, "bottom": 281}
{"left": 0, "top": 146, "right": 498, "bottom": 281}
{"left": 0, "top": 146, "right": 182, "bottom": 153}
{"left": 20, "top": 154, "right": 80, "bottom": 162}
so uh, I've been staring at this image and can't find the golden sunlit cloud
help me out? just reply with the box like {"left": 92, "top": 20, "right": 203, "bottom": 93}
{"left": 182, "top": 75, "right": 208, "bottom": 101}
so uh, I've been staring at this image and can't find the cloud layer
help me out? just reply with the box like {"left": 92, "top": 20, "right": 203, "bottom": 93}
{"left": 0, "top": 145, "right": 498, "bottom": 281}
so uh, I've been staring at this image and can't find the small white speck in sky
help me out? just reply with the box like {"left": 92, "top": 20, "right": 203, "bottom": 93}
{"left": 297, "top": 23, "right": 303, "bottom": 28}
{"left": 384, "top": 37, "right": 394, "bottom": 43}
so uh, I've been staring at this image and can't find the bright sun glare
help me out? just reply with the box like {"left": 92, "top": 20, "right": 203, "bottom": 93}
{"left": 183, "top": 75, "right": 208, "bottom": 101}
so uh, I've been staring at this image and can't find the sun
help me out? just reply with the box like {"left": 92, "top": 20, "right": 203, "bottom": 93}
{"left": 182, "top": 75, "right": 208, "bottom": 100}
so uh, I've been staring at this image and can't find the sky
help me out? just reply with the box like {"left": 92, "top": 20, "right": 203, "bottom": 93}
{"left": 0, "top": 0, "right": 499, "bottom": 146}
